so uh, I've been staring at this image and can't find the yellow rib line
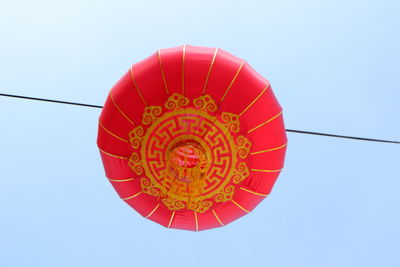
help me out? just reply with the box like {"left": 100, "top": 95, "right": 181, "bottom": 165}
{"left": 203, "top": 48, "right": 219, "bottom": 94}
{"left": 122, "top": 191, "right": 142, "bottom": 200}
{"left": 220, "top": 61, "right": 245, "bottom": 103}
{"left": 145, "top": 203, "right": 160, "bottom": 219}
{"left": 167, "top": 211, "right": 176, "bottom": 228}
{"left": 109, "top": 93, "right": 135, "bottom": 125}
{"left": 212, "top": 209, "right": 224, "bottom": 226}
{"left": 130, "top": 65, "right": 148, "bottom": 106}
{"left": 108, "top": 178, "right": 135, "bottom": 182}
{"left": 157, "top": 49, "right": 169, "bottom": 95}
{"left": 99, "top": 149, "right": 128, "bottom": 159}
{"left": 231, "top": 200, "right": 250, "bottom": 213}
{"left": 250, "top": 143, "right": 288, "bottom": 155}
{"left": 239, "top": 84, "right": 270, "bottom": 117}
{"left": 182, "top": 45, "right": 186, "bottom": 96}
{"left": 194, "top": 211, "right": 199, "bottom": 231}
{"left": 239, "top": 187, "right": 269, "bottom": 197}
{"left": 99, "top": 122, "right": 128, "bottom": 143}
{"left": 247, "top": 111, "right": 282, "bottom": 134}
{"left": 251, "top": 168, "right": 282, "bottom": 173}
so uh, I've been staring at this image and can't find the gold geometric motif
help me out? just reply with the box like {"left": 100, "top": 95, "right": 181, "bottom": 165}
{"left": 128, "top": 93, "right": 251, "bottom": 213}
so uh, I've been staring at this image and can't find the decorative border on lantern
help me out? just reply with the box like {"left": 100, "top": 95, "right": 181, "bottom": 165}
{"left": 128, "top": 93, "right": 251, "bottom": 213}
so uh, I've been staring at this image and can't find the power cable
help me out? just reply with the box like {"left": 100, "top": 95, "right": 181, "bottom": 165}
{"left": 1, "top": 92, "right": 399, "bottom": 144}
{"left": 285, "top": 129, "right": 399, "bottom": 144}
{"left": 0, "top": 93, "right": 102, "bottom": 109}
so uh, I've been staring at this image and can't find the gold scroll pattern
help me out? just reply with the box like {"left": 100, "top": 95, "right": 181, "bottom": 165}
{"left": 128, "top": 93, "right": 251, "bottom": 213}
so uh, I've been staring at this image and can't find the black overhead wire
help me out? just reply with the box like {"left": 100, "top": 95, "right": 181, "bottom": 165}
{"left": 1, "top": 92, "right": 399, "bottom": 144}
{"left": 0, "top": 93, "right": 103, "bottom": 109}
{"left": 285, "top": 129, "right": 399, "bottom": 144}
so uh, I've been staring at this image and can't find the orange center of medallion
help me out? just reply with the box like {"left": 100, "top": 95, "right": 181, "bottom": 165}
{"left": 166, "top": 140, "right": 207, "bottom": 184}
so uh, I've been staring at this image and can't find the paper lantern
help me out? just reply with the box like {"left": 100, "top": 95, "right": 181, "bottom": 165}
{"left": 97, "top": 45, "right": 287, "bottom": 231}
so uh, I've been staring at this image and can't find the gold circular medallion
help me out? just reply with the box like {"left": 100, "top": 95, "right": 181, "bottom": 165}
{"left": 128, "top": 93, "right": 251, "bottom": 213}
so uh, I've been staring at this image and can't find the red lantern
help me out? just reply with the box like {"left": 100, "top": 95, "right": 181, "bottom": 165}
{"left": 97, "top": 45, "right": 287, "bottom": 231}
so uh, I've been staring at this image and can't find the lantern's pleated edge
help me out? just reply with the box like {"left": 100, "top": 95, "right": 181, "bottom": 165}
{"left": 100, "top": 148, "right": 286, "bottom": 231}
{"left": 101, "top": 157, "right": 278, "bottom": 232}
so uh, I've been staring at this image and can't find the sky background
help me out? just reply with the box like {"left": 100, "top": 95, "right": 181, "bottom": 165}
{"left": 1, "top": 0, "right": 399, "bottom": 266}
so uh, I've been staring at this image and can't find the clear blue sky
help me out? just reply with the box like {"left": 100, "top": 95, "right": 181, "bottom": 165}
{"left": 1, "top": 1, "right": 399, "bottom": 266}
